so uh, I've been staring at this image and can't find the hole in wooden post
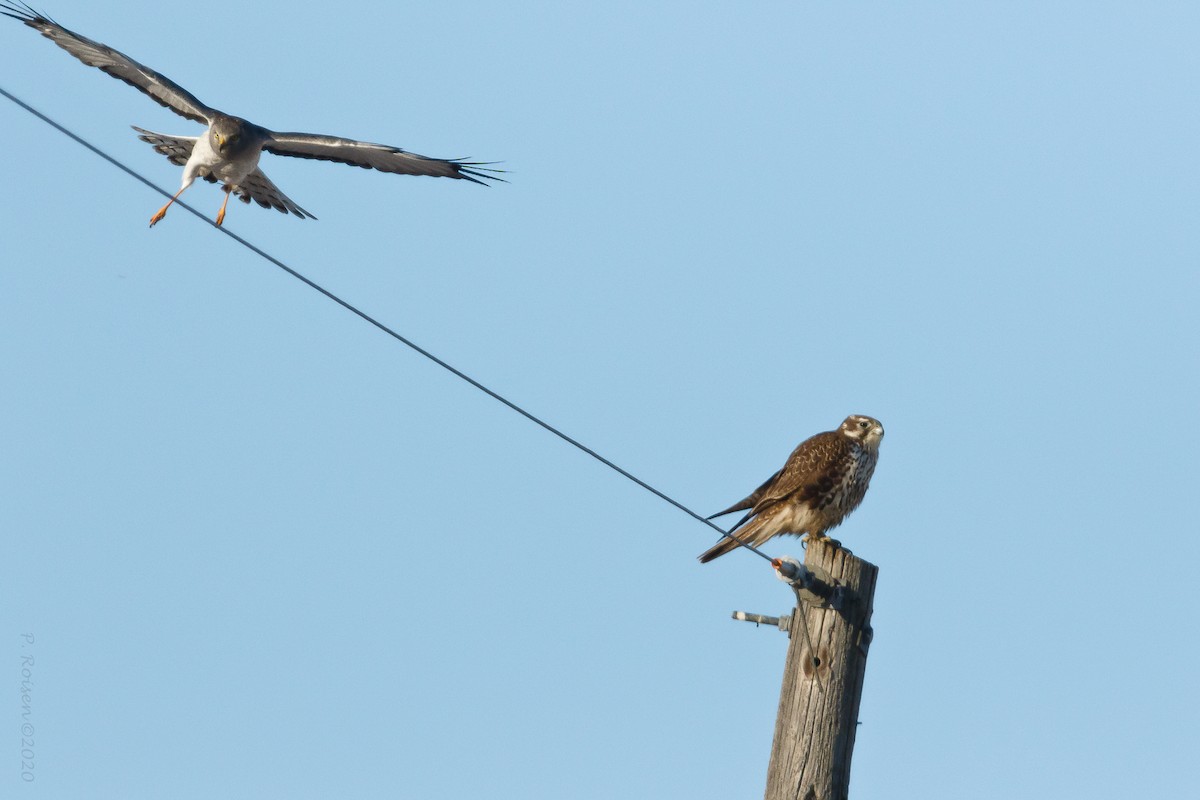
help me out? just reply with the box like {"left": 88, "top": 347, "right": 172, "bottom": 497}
{"left": 801, "top": 648, "right": 831, "bottom": 679}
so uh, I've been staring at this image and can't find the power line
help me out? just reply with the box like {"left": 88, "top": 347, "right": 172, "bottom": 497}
{"left": 1, "top": 84, "right": 775, "bottom": 564}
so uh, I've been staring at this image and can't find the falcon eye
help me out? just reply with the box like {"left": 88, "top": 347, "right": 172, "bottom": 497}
{"left": 859, "top": 420, "right": 869, "bottom": 428}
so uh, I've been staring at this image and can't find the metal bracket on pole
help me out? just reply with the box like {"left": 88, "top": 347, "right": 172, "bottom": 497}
{"left": 731, "top": 610, "right": 792, "bottom": 633}
{"left": 774, "top": 553, "right": 859, "bottom": 617}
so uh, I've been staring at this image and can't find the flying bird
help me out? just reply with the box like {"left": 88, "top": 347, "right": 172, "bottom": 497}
{"left": 1, "top": 2, "right": 502, "bottom": 227}
{"left": 700, "top": 415, "right": 884, "bottom": 563}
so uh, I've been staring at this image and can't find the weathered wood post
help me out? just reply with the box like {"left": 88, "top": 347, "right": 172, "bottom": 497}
{"left": 763, "top": 541, "right": 878, "bottom": 800}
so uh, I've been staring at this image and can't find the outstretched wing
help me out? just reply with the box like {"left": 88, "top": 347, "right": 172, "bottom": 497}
{"left": 132, "top": 125, "right": 196, "bottom": 166}
{"left": 262, "top": 131, "right": 504, "bottom": 186}
{"left": 1, "top": 2, "right": 215, "bottom": 124}
{"left": 233, "top": 169, "right": 315, "bottom": 219}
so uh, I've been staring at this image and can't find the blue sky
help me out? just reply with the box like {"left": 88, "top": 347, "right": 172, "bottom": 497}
{"left": 2, "top": 2, "right": 1197, "bottom": 798}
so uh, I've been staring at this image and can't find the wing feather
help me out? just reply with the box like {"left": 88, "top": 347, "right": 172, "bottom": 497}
{"left": 756, "top": 432, "right": 851, "bottom": 512}
{"left": 132, "top": 125, "right": 196, "bottom": 167}
{"left": 707, "top": 469, "right": 781, "bottom": 521}
{"left": 234, "top": 169, "right": 315, "bottom": 219}
{"left": 1, "top": 2, "right": 214, "bottom": 124}
{"left": 262, "top": 131, "right": 504, "bottom": 186}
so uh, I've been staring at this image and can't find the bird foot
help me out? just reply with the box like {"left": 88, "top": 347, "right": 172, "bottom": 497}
{"left": 821, "top": 537, "right": 851, "bottom": 555}
{"left": 149, "top": 206, "right": 169, "bottom": 227}
{"left": 806, "top": 536, "right": 848, "bottom": 554}
{"left": 216, "top": 186, "right": 232, "bottom": 227}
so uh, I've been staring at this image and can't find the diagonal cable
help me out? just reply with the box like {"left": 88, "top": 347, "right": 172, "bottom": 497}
{"left": 1, "top": 84, "right": 775, "bottom": 564}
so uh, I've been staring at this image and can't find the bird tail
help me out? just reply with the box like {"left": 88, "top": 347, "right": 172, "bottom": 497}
{"left": 697, "top": 515, "right": 766, "bottom": 563}
{"left": 698, "top": 536, "right": 742, "bottom": 563}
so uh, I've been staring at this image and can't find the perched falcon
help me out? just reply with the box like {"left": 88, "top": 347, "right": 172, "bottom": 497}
{"left": 699, "top": 415, "right": 884, "bottom": 563}
{"left": 1, "top": 3, "right": 501, "bottom": 227}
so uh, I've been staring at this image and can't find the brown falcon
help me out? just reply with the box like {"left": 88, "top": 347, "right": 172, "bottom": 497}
{"left": 1, "top": 3, "right": 501, "bottom": 227}
{"left": 699, "top": 415, "right": 884, "bottom": 563}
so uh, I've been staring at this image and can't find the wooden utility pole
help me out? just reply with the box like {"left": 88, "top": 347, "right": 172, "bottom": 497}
{"left": 761, "top": 541, "right": 878, "bottom": 800}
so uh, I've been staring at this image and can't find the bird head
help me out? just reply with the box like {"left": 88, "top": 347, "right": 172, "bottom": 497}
{"left": 841, "top": 415, "right": 884, "bottom": 447}
{"left": 210, "top": 119, "right": 243, "bottom": 154}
